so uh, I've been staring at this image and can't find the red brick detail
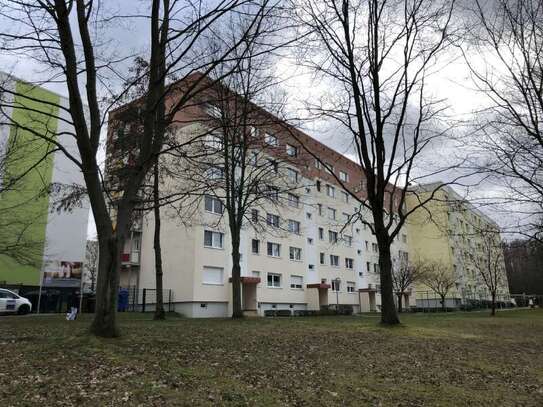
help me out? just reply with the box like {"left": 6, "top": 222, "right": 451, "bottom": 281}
{"left": 229, "top": 277, "right": 261, "bottom": 284}
{"left": 358, "top": 288, "right": 378, "bottom": 293}
{"left": 307, "top": 283, "right": 331, "bottom": 289}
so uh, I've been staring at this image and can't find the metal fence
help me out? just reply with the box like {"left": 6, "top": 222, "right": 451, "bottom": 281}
{"left": 123, "top": 287, "right": 173, "bottom": 313}
{"left": 412, "top": 290, "right": 515, "bottom": 312}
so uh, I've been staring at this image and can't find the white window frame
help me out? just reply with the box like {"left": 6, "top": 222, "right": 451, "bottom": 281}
{"left": 266, "top": 213, "right": 280, "bottom": 228}
{"left": 288, "top": 219, "right": 300, "bottom": 234}
{"left": 345, "top": 257, "right": 354, "bottom": 269}
{"left": 339, "top": 170, "right": 349, "bottom": 182}
{"left": 286, "top": 167, "right": 299, "bottom": 183}
{"left": 267, "top": 272, "right": 281, "bottom": 288}
{"left": 347, "top": 281, "right": 355, "bottom": 293}
{"left": 289, "top": 246, "right": 302, "bottom": 261}
{"left": 202, "top": 266, "right": 224, "bottom": 285}
{"left": 204, "top": 230, "right": 224, "bottom": 249}
{"left": 204, "top": 195, "right": 223, "bottom": 214}
{"left": 326, "top": 184, "right": 335, "bottom": 198}
{"left": 330, "top": 255, "right": 339, "bottom": 267}
{"left": 264, "top": 133, "right": 278, "bottom": 146}
{"left": 328, "top": 207, "right": 336, "bottom": 220}
{"left": 290, "top": 275, "right": 303, "bottom": 289}
{"left": 251, "top": 239, "right": 260, "bottom": 254}
{"left": 288, "top": 193, "right": 300, "bottom": 208}
{"left": 286, "top": 144, "right": 298, "bottom": 157}
{"left": 267, "top": 242, "right": 281, "bottom": 257}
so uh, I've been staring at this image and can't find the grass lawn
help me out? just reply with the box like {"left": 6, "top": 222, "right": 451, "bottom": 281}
{"left": 1, "top": 310, "right": 542, "bottom": 406}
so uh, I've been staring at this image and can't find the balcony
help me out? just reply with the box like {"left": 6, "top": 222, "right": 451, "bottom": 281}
{"left": 121, "top": 251, "right": 140, "bottom": 265}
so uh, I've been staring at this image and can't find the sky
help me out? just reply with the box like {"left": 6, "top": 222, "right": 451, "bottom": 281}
{"left": 0, "top": 0, "right": 523, "bottom": 239}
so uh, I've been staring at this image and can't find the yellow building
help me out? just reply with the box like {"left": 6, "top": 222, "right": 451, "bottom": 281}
{"left": 406, "top": 183, "right": 510, "bottom": 309}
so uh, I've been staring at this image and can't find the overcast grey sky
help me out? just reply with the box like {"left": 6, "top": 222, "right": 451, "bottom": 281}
{"left": 0, "top": 0, "right": 521, "bottom": 238}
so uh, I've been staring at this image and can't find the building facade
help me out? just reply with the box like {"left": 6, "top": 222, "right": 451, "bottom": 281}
{"left": 0, "top": 72, "right": 89, "bottom": 287}
{"left": 406, "top": 183, "right": 510, "bottom": 308}
{"left": 108, "top": 76, "right": 410, "bottom": 317}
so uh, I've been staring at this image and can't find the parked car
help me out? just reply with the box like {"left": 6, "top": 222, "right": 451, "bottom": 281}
{"left": 0, "top": 288, "right": 32, "bottom": 315}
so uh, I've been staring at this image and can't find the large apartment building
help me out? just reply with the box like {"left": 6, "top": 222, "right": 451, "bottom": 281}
{"left": 406, "top": 183, "right": 510, "bottom": 307}
{"left": 107, "top": 74, "right": 410, "bottom": 317}
{"left": 0, "top": 72, "right": 89, "bottom": 287}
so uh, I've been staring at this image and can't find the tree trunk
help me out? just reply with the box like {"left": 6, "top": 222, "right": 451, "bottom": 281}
{"left": 231, "top": 229, "right": 243, "bottom": 319}
{"left": 90, "top": 236, "right": 119, "bottom": 337}
{"left": 153, "top": 163, "right": 165, "bottom": 320}
{"left": 441, "top": 295, "right": 446, "bottom": 312}
{"left": 490, "top": 291, "right": 496, "bottom": 316}
{"left": 376, "top": 234, "right": 400, "bottom": 325}
{"left": 397, "top": 293, "right": 403, "bottom": 313}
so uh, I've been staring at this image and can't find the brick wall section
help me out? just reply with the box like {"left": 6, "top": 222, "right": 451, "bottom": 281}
{"left": 107, "top": 72, "right": 402, "bottom": 212}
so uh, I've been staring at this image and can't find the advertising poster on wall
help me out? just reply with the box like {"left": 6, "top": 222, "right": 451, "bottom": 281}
{"left": 43, "top": 260, "right": 83, "bottom": 288}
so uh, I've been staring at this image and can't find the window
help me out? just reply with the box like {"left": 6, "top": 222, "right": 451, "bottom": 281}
{"left": 204, "top": 230, "right": 224, "bottom": 249}
{"left": 289, "top": 247, "right": 302, "bottom": 261}
{"left": 308, "top": 264, "right": 315, "bottom": 270}
{"left": 251, "top": 209, "right": 259, "bottom": 222}
{"left": 342, "top": 212, "right": 350, "bottom": 223}
{"left": 290, "top": 275, "right": 303, "bottom": 289}
{"left": 345, "top": 258, "right": 354, "bottom": 269}
{"left": 266, "top": 185, "right": 279, "bottom": 201}
{"left": 204, "top": 195, "right": 223, "bottom": 214}
{"left": 331, "top": 279, "right": 340, "bottom": 291}
{"left": 267, "top": 242, "right": 281, "bottom": 257}
{"left": 267, "top": 272, "right": 281, "bottom": 287}
{"left": 204, "top": 133, "right": 223, "bottom": 150}
{"left": 249, "top": 126, "right": 259, "bottom": 137}
{"left": 366, "top": 262, "right": 371, "bottom": 272}
{"left": 329, "top": 230, "right": 338, "bottom": 243}
{"left": 341, "top": 191, "right": 349, "bottom": 203}
{"left": 316, "top": 180, "right": 321, "bottom": 192}
{"left": 347, "top": 281, "right": 355, "bottom": 293}
{"left": 318, "top": 203, "right": 323, "bottom": 216}
{"left": 315, "top": 159, "right": 322, "bottom": 170}
{"left": 250, "top": 151, "right": 258, "bottom": 166}
{"left": 374, "top": 263, "right": 380, "bottom": 274}
{"left": 372, "top": 243, "right": 378, "bottom": 253}
{"left": 205, "top": 166, "right": 224, "bottom": 179}
{"left": 330, "top": 255, "right": 339, "bottom": 267}
{"left": 288, "top": 193, "right": 300, "bottom": 208}
{"left": 344, "top": 235, "right": 352, "bottom": 247}
{"left": 287, "top": 168, "right": 299, "bottom": 183}
{"left": 324, "top": 162, "right": 334, "bottom": 175}
{"left": 267, "top": 213, "right": 280, "bottom": 228}
{"left": 318, "top": 227, "right": 324, "bottom": 240}
{"left": 267, "top": 158, "right": 278, "bottom": 173}
{"left": 402, "top": 234, "right": 407, "bottom": 243}
{"left": 328, "top": 207, "right": 336, "bottom": 220}
{"left": 320, "top": 252, "right": 326, "bottom": 264}
{"left": 286, "top": 144, "right": 298, "bottom": 157}
{"left": 202, "top": 266, "right": 224, "bottom": 285}
{"left": 365, "top": 241, "right": 369, "bottom": 250}
{"left": 252, "top": 239, "right": 260, "bottom": 254}
{"left": 264, "top": 133, "right": 278, "bottom": 146}
{"left": 288, "top": 219, "right": 300, "bottom": 234}
{"left": 326, "top": 184, "right": 335, "bottom": 198}
{"left": 205, "top": 104, "right": 222, "bottom": 118}
{"left": 339, "top": 170, "right": 349, "bottom": 182}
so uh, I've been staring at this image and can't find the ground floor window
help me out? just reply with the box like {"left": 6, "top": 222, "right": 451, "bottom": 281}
{"left": 290, "top": 275, "right": 303, "bottom": 289}
{"left": 331, "top": 279, "right": 341, "bottom": 291}
{"left": 347, "top": 281, "right": 355, "bottom": 293}
{"left": 202, "top": 266, "right": 224, "bottom": 285}
{"left": 267, "top": 272, "right": 281, "bottom": 288}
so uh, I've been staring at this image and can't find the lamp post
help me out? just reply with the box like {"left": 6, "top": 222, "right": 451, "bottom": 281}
{"left": 334, "top": 277, "right": 341, "bottom": 310}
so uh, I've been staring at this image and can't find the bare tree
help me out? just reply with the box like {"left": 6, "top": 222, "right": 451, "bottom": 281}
{"left": 290, "top": 0, "right": 459, "bottom": 324}
{"left": 421, "top": 260, "right": 457, "bottom": 311}
{"left": 84, "top": 240, "right": 99, "bottom": 292}
{"left": 462, "top": 0, "right": 543, "bottom": 241}
{"left": 466, "top": 227, "right": 507, "bottom": 316}
{"left": 392, "top": 254, "right": 425, "bottom": 313}
{"left": 0, "top": 0, "right": 266, "bottom": 337}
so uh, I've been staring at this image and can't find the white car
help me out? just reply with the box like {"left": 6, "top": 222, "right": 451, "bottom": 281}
{"left": 0, "top": 288, "right": 32, "bottom": 315}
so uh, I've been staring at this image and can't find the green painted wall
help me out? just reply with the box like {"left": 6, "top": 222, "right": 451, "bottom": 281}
{"left": 0, "top": 80, "right": 60, "bottom": 285}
